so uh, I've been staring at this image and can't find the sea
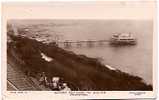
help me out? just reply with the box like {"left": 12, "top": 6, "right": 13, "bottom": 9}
{"left": 12, "top": 19, "right": 153, "bottom": 84}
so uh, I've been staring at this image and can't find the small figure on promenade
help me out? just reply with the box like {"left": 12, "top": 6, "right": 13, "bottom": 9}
{"left": 39, "top": 72, "right": 47, "bottom": 86}
{"left": 51, "top": 77, "right": 60, "bottom": 90}
{"left": 61, "top": 83, "right": 71, "bottom": 91}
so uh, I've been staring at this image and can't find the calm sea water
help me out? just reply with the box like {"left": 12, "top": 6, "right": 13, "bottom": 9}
{"left": 14, "top": 20, "right": 153, "bottom": 84}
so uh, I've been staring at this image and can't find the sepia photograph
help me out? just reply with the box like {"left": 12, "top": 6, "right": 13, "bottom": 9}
{"left": 7, "top": 19, "right": 153, "bottom": 91}
{"left": 2, "top": 1, "right": 157, "bottom": 99}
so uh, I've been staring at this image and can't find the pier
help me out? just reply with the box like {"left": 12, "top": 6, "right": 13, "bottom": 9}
{"left": 57, "top": 40, "right": 110, "bottom": 48}
{"left": 9, "top": 24, "right": 111, "bottom": 48}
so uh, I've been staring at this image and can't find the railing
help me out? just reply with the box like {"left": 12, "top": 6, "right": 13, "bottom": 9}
{"left": 7, "top": 80, "right": 19, "bottom": 91}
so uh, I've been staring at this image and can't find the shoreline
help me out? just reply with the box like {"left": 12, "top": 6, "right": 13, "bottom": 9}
{"left": 7, "top": 34, "right": 152, "bottom": 91}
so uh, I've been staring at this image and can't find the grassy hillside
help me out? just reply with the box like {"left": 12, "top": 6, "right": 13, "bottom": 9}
{"left": 7, "top": 35, "right": 152, "bottom": 91}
